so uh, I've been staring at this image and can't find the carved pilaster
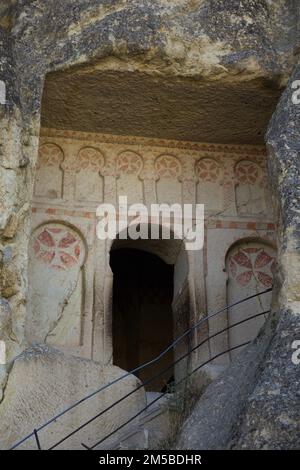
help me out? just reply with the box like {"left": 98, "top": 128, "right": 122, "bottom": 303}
{"left": 61, "top": 144, "right": 78, "bottom": 202}
{"left": 140, "top": 157, "right": 158, "bottom": 208}
{"left": 222, "top": 158, "right": 237, "bottom": 216}
{"left": 102, "top": 157, "right": 117, "bottom": 205}
{"left": 181, "top": 156, "right": 196, "bottom": 205}
{"left": 62, "top": 166, "right": 76, "bottom": 202}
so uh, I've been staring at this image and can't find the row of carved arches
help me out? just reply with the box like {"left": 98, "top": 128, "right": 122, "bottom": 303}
{"left": 34, "top": 142, "right": 269, "bottom": 215}
{"left": 35, "top": 142, "right": 266, "bottom": 182}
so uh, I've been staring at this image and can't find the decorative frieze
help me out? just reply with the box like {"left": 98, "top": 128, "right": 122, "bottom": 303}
{"left": 35, "top": 129, "right": 271, "bottom": 221}
{"left": 40, "top": 127, "right": 267, "bottom": 157}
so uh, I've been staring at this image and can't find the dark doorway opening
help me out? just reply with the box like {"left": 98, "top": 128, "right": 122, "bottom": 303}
{"left": 110, "top": 248, "right": 174, "bottom": 392}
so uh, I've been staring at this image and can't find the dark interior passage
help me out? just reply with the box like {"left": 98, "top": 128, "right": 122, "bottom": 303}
{"left": 110, "top": 248, "right": 174, "bottom": 392}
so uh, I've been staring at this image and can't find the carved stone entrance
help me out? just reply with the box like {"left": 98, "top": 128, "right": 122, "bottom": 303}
{"left": 109, "top": 230, "right": 192, "bottom": 389}
{"left": 111, "top": 248, "right": 174, "bottom": 392}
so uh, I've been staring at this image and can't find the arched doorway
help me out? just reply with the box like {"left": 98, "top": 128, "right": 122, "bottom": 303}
{"left": 110, "top": 248, "right": 174, "bottom": 391}
{"left": 108, "top": 230, "right": 191, "bottom": 392}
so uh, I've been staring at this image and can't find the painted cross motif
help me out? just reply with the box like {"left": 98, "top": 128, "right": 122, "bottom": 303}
{"left": 195, "top": 158, "right": 221, "bottom": 182}
{"left": 77, "top": 147, "right": 104, "bottom": 171}
{"left": 229, "top": 247, "right": 276, "bottom": 288}
{"left": 33, "top": 226, "right": 84, "bottom": 270}
{"left": 155, "top": 155, "right": 182, "bottom": 178}
{"left": 235, "top": 161, "right": 260, "bottom": 184}
{"left": 37, "top": 143, "right": 64, "bottom": 169}
{"left": 117, "top": 151, "right": 143, "bottom": 175}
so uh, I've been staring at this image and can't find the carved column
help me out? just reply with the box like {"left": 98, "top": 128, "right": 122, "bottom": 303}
{"left": 92, "top": 237, "right": 111, "bottom": 363}
{"left": 62, "top": 142, "right": 81, "bottom": 202}
{"left": 140, "top": 156, "right": 158, "bottom": 208}
{"left": 206, "top": 264, "right": 230, "bottom": 365}
{"left": 92, "top": 155, "right": 116, "bottom": 363}
{"left": 61, "top": 144, "right": 77, "bottom": 203}
{"left": 103, "top": 157, "right": 117, "bottom": 205}
{"left": 222, "top": 157, "right": 237, "bottom": 216}
{"left": 181, "top": 156, "right": 196, "bottom": 205}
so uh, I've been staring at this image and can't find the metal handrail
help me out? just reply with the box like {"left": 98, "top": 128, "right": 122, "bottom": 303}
{"left": 82, "top": 340, "right": 251, "bottom": 450}
{"left": 10, "top": 287, "right": 272, "bottom": 450}
{"left": 49, "top": 309, "right": 270, "bottom": 450}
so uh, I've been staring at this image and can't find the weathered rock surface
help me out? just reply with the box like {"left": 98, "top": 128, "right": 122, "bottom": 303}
{"left": 234, "top": 309, "right": 300, "bottom": 449}
{"left": 233, "top": 63, "right": 300, "bottom": 449}
{"left": 0, "top": 344, "right": 146, "bottom": 450}
{"left": 176, "top": 308, "right": 300, "bottom": 449}
{"left": 0, "top": 297, "right": 11, "bottom": 330}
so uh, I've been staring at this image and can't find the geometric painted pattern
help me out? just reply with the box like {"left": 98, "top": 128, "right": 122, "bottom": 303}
{"left": 228, "top": 247, "right": 276, "bottom": 287}
{"left": 116, "top": 151, "right": 143, "bottom": 175}
{"left": 155, "top": 155, "right": 182, "bottom": 178}
{"left": 33, "top": 225, "right": 84, "bottom": 271}
{"left": 77, "top": 147, "right": 104, "bottom": 171}
{"left": 37, "top": 143, "right": 64, "bottom": 169}
{"left": 195, "top": 158, "right": 221, "bottom": 182}
{"left": 235, "top": 160, "right": 260, "bottom": 184}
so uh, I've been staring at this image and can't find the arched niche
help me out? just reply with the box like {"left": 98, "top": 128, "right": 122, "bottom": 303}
{"left": 234, "top": 160, "right": 266, "bottom": 216}
{"left": 34, "top": 143, "right": 64, "bottom": 199}
{"left": 27, "top": 221, "right": 87, "bottom": 349}
{"left": 195, "top": 157, "right": 224, "bottom": 213}
{"left": 155, "top": 155, "right": 182, "bottom": 205}
{"left": 226, "top": 238, "right": 277, "bottom": 359}
{"left": 116, "top": 150, "right": 144, "bottom": 205}
{"left": 101, "top": 223, "right": 191, "bottom": 388}
{"left": 75, "top": 146, "right": 104, "bottom": 202}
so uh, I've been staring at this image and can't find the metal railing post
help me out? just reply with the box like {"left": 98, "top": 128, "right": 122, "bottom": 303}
{"left": 34, "top": 429, "right": 42, "bottom": 450}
